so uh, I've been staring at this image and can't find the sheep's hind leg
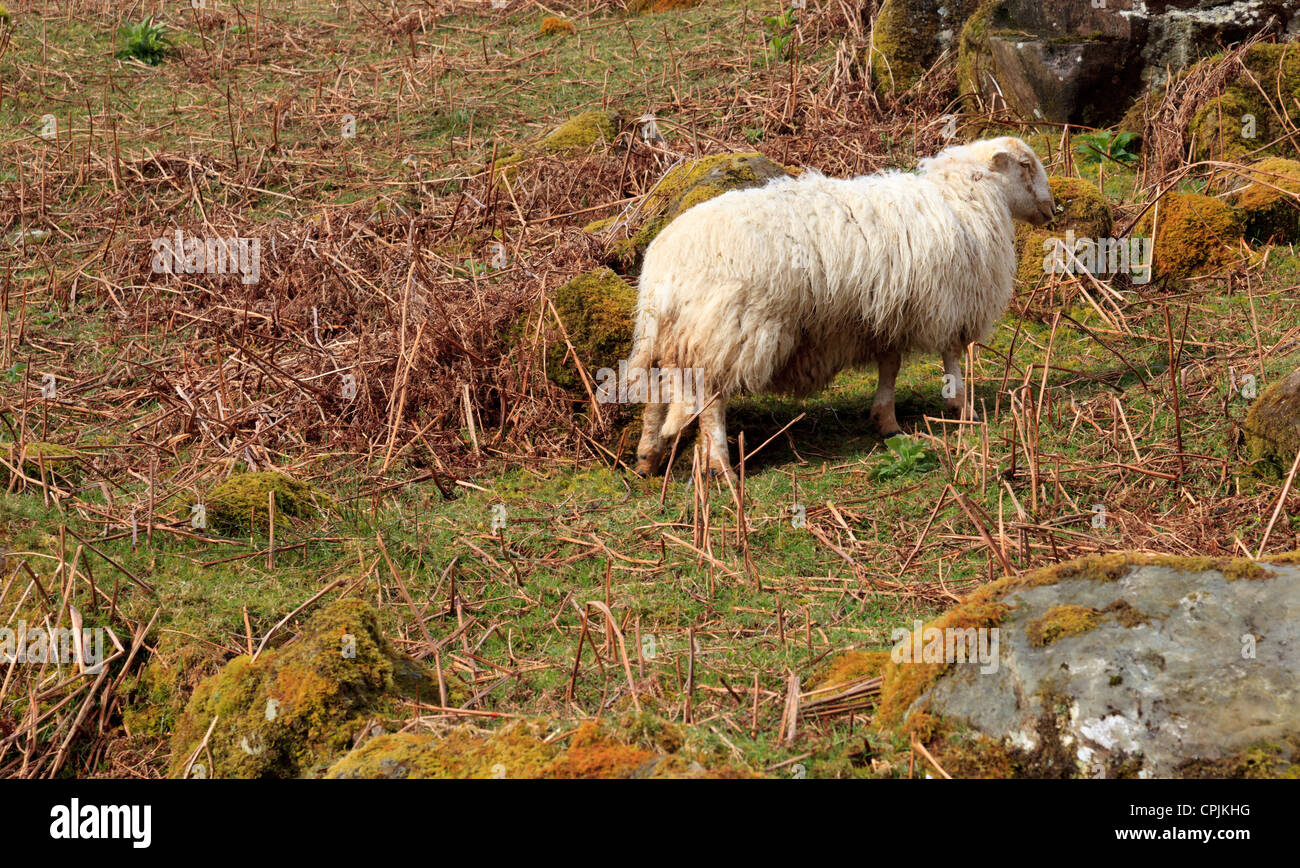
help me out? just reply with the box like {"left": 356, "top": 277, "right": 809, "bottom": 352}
{"left": 869, "top": 351, "right": 903, "bottom": 439}
{"left": 634, "top": 400, "right": 670, "bottom": 476}
{"left": 941, "top": 344, "right": 980, "bottom": 422}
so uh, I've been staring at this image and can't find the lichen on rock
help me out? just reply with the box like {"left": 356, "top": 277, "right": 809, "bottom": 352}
{"left": 876, "top": 552, "right": 1300, "bottom": 778}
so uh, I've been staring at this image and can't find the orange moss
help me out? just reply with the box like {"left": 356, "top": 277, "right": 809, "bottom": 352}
{"left": 812, "top": 649, "right": 890, "bottom": 690}
{"left": 1136, "top": 192, "right": 1242, "bottom": 281}
{"left": 539, "top": 16, "right": 575, "bottom": 35}
{"left": 542, "top": 722, "right": 655, "bottom": 778}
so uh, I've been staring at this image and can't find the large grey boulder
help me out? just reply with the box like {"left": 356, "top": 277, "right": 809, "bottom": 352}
{"left": 908, "top": 555, "right": 1300, "bottom": 778}
{"left": 954, "top": 0, "right": 1298, "bottom": 125}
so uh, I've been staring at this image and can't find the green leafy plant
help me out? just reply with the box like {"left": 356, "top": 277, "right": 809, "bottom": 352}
{"left": 870, "top": 435, "right": 936, "bottom": 480}
{"left": 1075, "top": 130, "right": 1139, "bottom": 166}
{"left": 117, "top": 18, "right": 173, "bottom": 65}
{"left": 762, "top": 7, "right": 799, "bottom": 62}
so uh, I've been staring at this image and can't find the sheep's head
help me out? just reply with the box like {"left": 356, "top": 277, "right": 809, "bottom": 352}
{"left": 984, "top": 137, "right": 1054, "bottom": 226}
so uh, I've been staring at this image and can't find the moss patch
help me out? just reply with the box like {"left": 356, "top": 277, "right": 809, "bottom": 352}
{"left": 1016, "top": 176, "right": 1115, "bottom": 285}
{"left": 15, "top": 441, "right": 78, "bottom": 477}
{"left": 499, "top": 111, "right": 620, "bottom": 174}
{"left": 536, "top": 267, "right": 637, "bottom": 392}
{"left": 204, "top": 471, "right": 321, "bottom": 535}
{"left": 168, "top": 599, "right": 456, "bottom": 778}
{"left": 874, "top": 599, "right": 1010, "bottom": 728}
{"left": 122, "top": 634, "right": 226, "bottom": 738}
{"left": 1189, "top": 43, "right": 1300, "bottom": 163}
{"left": 869, "top": 0, "right": 984, "bottom": 93}
{"left": 1025, "top": 604, "right": 1102, "bottom": 647}
{"left": 1179, "top": 738, "right": 1300, "bottom": 779}
{"left": 811, "top": 649, "right": 890, "bottom": 691}
{"left": 1230, "top": 157, "right": 1300, "bottom": 244}
{"left": 1136, "top": 192, "right": 1242, "bottom": 281}
{"left": 326, "top": 717, "right": 748, "bottom": 779}
{"left": 538, "top": 16, "right": 575, "bottom": 36}
{"left": 956, "top": 0, "right": 1009, "bottom": 105}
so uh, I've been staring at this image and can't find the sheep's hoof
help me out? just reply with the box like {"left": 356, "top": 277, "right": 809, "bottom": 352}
{"left": 880, "top": 428, "right": 903, "bottom": 440}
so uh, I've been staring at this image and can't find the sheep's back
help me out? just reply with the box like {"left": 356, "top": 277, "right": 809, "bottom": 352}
{"left": 636, "top": 168, "right": 1015, "bottom": 390}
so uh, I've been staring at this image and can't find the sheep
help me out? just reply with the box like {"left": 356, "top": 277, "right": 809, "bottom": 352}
{"left": 625, "top": 136, "right": 1054, "bottom": 478}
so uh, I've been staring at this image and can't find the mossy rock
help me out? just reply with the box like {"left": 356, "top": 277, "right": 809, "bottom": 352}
{"left": 594, "top": 152, "right": 793, "bottom": 272}
{"left": 1190, "top": 89, "right": 1263, "bottom": 164}
{"left": 1244, "top": 368, "right": 1300, "bottom": 473}
{"left": 871, "top": 0, "right": 984, "bottom": 92}
{"left": 1135, "top": 191, "right": 1242, "bottom": 281}
{"left": 531, "top": 267, "right": 637, "bottom": 393}
{"left": 168, "top": 599, "right": 462, "bottom": 778}
{"left": 204, "top": 471, "right": 321, "bottom": 535}
{"left": 955, "top": 0, "right": 1011, "bottom": 106}
{"left": 824, "top": 551, "right": 1300, "bottom": 777}
{"left": 326, "top": 718, "right": 748, "bottom": 779}
{"left": 1229, "top": 157, "right": 1300, "bottom": 244}
{"left": 824, "top": 551, "right": 1293, "bottom": 732}
{"left": 1015, "top": 176, "right": 1115, "bottom": 285}
{"left": 498, "top": 111, "right": 621, "bottom": 173}
{"left": 1181, "top": 43, "right": 1300, "bottom": 163}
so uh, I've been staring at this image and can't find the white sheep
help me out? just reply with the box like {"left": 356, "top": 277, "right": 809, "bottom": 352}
{"left": 626, "top": 136, "right": 1054, "bottom": 477}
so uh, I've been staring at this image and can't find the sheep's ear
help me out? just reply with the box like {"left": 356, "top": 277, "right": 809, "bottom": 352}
{"left": 989, "top": 150, "right": 1013, "bottom": 172}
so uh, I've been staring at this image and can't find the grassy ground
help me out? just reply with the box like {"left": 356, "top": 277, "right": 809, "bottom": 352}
{"left": 2, "top": 0, "right": 1299, "bottom": 778}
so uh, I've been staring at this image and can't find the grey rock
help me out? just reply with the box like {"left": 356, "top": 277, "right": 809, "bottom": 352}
{"left": 912, "top": 561, "right": 1300, "bottom": 777}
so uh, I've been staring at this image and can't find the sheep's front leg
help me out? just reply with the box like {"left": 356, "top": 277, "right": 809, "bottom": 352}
{"left": 699, "top": 398, "right": 733, "bottom": 480}
{"left": 634, "top": 400, "right": 670, "bottom": 476}
{"left": 869, "top": 351, "right": 903, "bottom": 439}
{"left": 941, "top": 344, "right": 980, "bottom": 421}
